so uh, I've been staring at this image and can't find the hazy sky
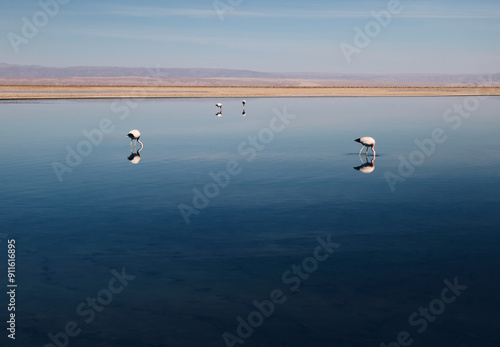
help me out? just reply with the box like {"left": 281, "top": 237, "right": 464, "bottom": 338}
{"left": 1, "top": 0, "right": 499, "bottom": 74}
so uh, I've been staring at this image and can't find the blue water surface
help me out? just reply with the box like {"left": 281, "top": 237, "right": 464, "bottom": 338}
{"left": 0, "top": 97, "right": 499, "bottom": 347}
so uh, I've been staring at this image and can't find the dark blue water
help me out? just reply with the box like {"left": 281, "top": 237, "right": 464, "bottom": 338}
{"left": 1, "top": 97, "right": 499, "bottom": 347}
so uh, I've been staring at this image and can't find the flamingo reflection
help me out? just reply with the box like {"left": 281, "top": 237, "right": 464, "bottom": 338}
{"left": 353, "top": 155, "right": 375, "bottom": 174}
{"left": 127, "top": 144, "right": 143, "bottom": 164}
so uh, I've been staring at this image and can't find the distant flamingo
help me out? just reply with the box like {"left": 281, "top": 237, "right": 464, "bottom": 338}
{"left": 127, "top": 129, "right": 143, "bottom": 150}
{"left": 215, "top": 103, "right": 222, "bottom": 117}
{"left": 354, "top": 137, "right": 376, "bottom": 156}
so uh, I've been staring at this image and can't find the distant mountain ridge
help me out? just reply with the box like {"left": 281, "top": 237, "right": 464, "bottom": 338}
{"left": 0, "top": 63, "right": 498, "bottom": 86}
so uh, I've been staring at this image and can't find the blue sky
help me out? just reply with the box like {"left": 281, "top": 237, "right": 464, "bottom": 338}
{"left": 1, "top": 0, "right": 499, "bottom": 73}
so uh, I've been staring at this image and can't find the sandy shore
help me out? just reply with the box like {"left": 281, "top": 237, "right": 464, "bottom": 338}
{"left": 1, "top": 85, "right": 499, "bottom": 99}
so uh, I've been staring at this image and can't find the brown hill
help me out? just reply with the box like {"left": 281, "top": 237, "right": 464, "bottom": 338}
{"left": 0, "top": 63, "right": 498, "bottom": 86}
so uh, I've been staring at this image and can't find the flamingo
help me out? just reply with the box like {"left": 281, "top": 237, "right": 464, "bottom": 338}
{"left": 354, "top": 137, "right": 376, "bottom": 156}
{"left": 215, "top": 103, "right": 222, "bottom": 117}
{"left": 127, "top": 129, "right": 143, "bottom": 150}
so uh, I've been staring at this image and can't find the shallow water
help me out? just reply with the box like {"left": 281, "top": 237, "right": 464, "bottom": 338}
{"left": 1, "top": 97, "right": 499, "bottom": 347}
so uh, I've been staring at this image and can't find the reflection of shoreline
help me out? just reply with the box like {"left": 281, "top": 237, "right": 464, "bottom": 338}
{"left": 2, "top": 86, "right": 500, "bottom": 100}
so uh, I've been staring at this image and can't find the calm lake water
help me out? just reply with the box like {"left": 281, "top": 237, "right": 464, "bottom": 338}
{"left": 1, "top": 97, "right": 499, "bottom": 347}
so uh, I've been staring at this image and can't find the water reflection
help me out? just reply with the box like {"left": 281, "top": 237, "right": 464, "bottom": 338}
{"left": 353, "top": 155, "right": 375, "bottom": 174}
{"left": 127, "top": 143, "right": 143, "bottom": 164}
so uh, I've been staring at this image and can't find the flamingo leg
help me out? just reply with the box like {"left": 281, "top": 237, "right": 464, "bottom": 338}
{"left": 130, "top": 141, "right": 132, "bottom": 151}
{"left": 359, "top": 146, "right": 364, "bottom": 156}
{"left": 365, "top": 147, "right": 369, "bottom": 156}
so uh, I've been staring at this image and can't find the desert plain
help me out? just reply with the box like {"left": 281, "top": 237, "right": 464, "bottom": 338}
{"left": 1, "top": 84, "right": 500, "bottom": 100}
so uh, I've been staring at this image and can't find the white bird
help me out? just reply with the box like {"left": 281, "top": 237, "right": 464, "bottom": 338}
{"left": 215, "top": 103, "right": 222, "bottom": 116}
{"left": 354, "top": 137, "right": 376, "bottom": 156}
{"left": 127, "top": 129, "right": 143, "bottom": 150}
{"left": 242, "top": 100, "right": 246, "bottom": 106}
